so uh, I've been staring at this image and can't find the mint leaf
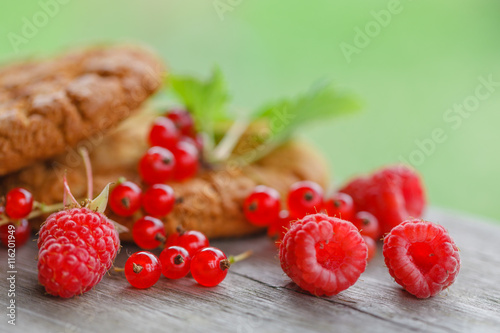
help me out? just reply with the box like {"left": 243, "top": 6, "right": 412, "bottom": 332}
{"left": 169, "top": 67, "right": 230, "bottom": 139}
{"left": 253, "top": 81, "right": 361, "bottom": 144}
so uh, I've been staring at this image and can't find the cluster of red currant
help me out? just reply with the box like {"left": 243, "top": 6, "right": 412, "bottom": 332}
{"left": 123, "top": 226, "right": 250, "bottom": 289}
{"left": 139, "top": 109, "right": 202, "bottom": 184}
{"left": 243, "top": 181, "right": 379, "bottom": 262}
{"left": 0, "top": 188, "right": 34, "bottom": 247}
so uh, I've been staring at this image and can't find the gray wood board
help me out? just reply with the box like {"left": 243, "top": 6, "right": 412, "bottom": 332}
{"left": 1, "top": 207, "right": 499, "bottom": 333}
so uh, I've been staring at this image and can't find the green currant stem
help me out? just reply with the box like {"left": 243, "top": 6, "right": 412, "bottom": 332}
{"left": 211, "top": 118, "right": 250, "bottom": 162}
{"left": 0, "top": 202, "right": 65, "bottom": 227}
{"left": 228, "top": 250, "right": 253, "bottom": 265}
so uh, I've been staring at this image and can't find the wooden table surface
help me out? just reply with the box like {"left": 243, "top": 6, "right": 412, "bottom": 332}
{"left": 2, "top": 207, "right": 500, "bottom": 333}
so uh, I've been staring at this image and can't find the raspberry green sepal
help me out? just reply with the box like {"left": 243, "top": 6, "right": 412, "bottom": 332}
{"left": 89, "top": 183, "right": 112, "bottom": 213}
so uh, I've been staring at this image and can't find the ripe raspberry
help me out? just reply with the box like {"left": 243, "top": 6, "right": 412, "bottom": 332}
{"left": 279, "top": 213, "right": 367, "bottom": 296}
{"left": 37, "top": 208, "right": 120, "bottom": 298}
{"left": 340, "top": 165, "right": 426, "bottom": 235}
{"left": 383, "top": 219, "right": 460, "bottom": 298}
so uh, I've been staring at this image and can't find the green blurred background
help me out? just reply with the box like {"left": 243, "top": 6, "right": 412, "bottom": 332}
{"left": 1, "top": 0, "right": 499, "bottom": 223}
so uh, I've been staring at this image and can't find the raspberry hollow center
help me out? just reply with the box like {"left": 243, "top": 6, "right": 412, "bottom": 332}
{"left": 408, "top": 242, "right": 438, "bottom": 273}
{"left": 315, "top": 241, "right": 345, "bottom": 270}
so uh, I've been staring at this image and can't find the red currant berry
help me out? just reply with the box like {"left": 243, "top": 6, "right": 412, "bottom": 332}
{"left": 124, "top": 251, "right": 162, "bottom": 289}
{"left": 132, "top": 216, "right": 166, "bottom": 249}
{"left": 142, "top": 184, "right": 175, "bottom": 217}
{"left": 159, "top": 246, "right": 191, "bottom": 279}
{"left": 363, "top": 235, "right": 377, "bottom": 262}
{"left": 243, "top": 186, "right": 281, "bottom": 227}
{"left": 191, "top": 247, "right": 229, "bottom": 287}
{"left": 267, "top": 210, "right": 294, "bottom": 247}
{"left": 0, "top": 220, "right": 31, "bottom": 247}
{"left": 5, "top": 188, "right": 34, "bottom": 219}
{"left": 352, "top": 211, "right": 380, "bottom": 240}
{"left": 109, "top": 181, "right": 142, "bottom": 217}
{"left": 172, "top": 141, "right": 199, "bottom": 182}
{"left": 165, "top": 229, "right": 209, "bottom": 257}
{"left": 139, "top": 146, "right": 176, "bottom": 185}
{"left": 166, "top": 109, "right": 195, "bottom": 137}
{"left": 149, "top": 117, "right": 181, "bottom": 150}
{"left": 323, "top": 192, "right": 355, "bottom": 221}
{"left": 287, "top": 181, "right": 324, "bottom": 218}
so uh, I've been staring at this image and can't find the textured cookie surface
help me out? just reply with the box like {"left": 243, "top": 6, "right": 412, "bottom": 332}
{"left": 0, "top": 45, "right": 164, "bottom": 175}
{"left": 0, "top": 110, "right": 330, "bottom": 240}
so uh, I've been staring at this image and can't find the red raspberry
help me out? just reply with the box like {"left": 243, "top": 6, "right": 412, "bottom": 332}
{"left": 279, "top": 213, "right": 367, "bottom": 296}
{"left": 37, "top": 208, "right": 120, "bottom": 298}
{"left": 340, "top": 165, "right": 426, "bottom": 235}
{"left": 383, "top": 219, "right": 460, "bottom": 298}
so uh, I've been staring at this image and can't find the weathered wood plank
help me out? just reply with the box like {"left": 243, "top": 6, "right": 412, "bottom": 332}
{"left": 1, "top": 207, "right": 500, "bottom": 333}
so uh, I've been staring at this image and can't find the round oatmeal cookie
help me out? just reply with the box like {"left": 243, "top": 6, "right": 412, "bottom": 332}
{"left": 0, "top": 45, "right": 164, "bottom": 175}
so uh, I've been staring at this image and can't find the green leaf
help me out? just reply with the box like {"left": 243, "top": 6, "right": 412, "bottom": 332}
{"left": 253, "top": 81, "right": 361, "bottom": 144}
{"left": 168, "top": 67, "right": 230, "bottom": 139}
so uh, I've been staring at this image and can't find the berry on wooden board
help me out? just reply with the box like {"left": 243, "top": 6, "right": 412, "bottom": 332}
{"left": 383, "top": 219, "right": 460, "bottom": 298}
{"left": 280, "top": 213, "right": 367, "bottom": 296}
{"left": 132, "top": 216, "right": 166, "bottom": 250}
{"left": 159, "top": 246, "right": 191, "bottom": 279}
{"left": 287, "top": 181, "right": 324, "bottom": 218}
{"left": 243, "top": 185, "right": 281, "bottom": 227}
{"left": 37, "top": 207, "right": 120, "bottom": 298}
{"left": 142, "top": 184, "right": 175, "bottom": 217}
{"left": 109, "top": 181, "right": 142, "bottom": 217}
{"left": 125, "top": 251, "right": 162, "bottom": 289}
{"left": 190, "top": 247, "right": 229, "bottom": 287}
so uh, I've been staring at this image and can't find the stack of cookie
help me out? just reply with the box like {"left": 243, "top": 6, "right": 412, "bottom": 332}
{"left": 0, "top": 45, "right": 329, "bottom": 240}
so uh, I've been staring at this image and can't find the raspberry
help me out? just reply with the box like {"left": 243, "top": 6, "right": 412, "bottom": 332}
{"left": 383, "top": 219, "right": 460, "bottom": 298}
{"left": 340, "top": 165, "right": 426, "bottom": 235}
{"left": 37, "top": 207, "right": 120, "bottom": 298}
{"left": 279, "top": 213, "right": 367, "bottom": 296}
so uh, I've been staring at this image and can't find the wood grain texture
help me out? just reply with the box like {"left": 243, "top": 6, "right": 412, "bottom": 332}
{"left": 1, "top": 207, "right": 499, "bottom": 333}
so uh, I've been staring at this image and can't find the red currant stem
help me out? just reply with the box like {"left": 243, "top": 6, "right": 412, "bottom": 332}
{"left": 113, "top": 267, "right": 125, "bottom": 272}
{"left": 228, "top": 250, "right": 253, "bottom": 265}
{"left": 63, "top": 174, "right": 80, "bottom": 207}
{"left": 132, "top": 262, "right": 143, "bottom": 274}
{"left": 174, "top": 254, "right": 184, "bottom": 265}
{"left": 155, "top": 233, "right": 167, "bottom": 244}
{"left": 78, "top": 147, "right": 93, "bottom": 199}
{"left": 211, "top": 118, "right": 250, "bottom": 162}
